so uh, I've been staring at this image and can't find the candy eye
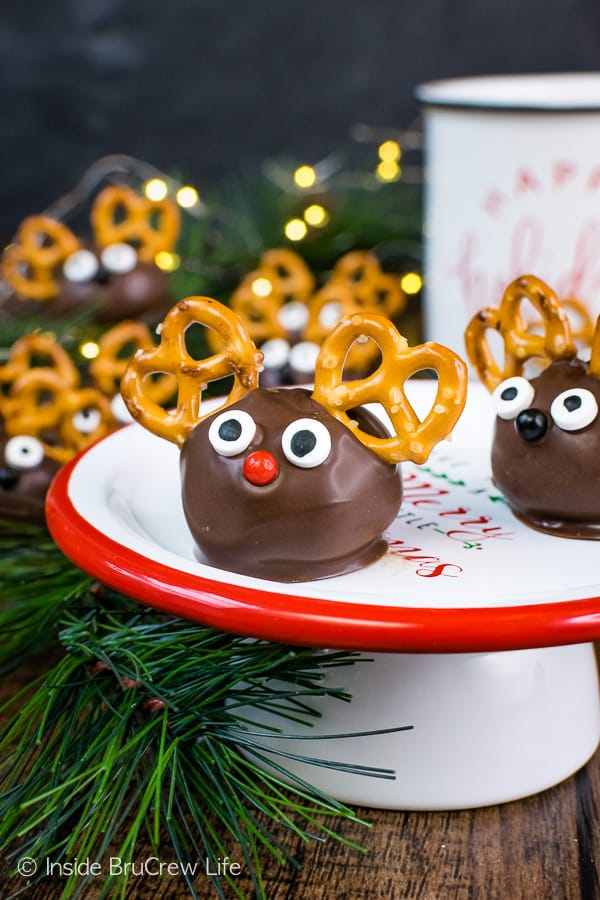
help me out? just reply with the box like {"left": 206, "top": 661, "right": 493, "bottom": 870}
{"left": 63, "top": 249, "right": 99, "bottom": 283}
{"left": 492, "top": 376, "right": 535, "bottom": 420}
{"left": 72, "top": 408, "right": 103, "bottom": 434}
{"left": 281, "top": 418, "right": 331, "bottom": 468}
{"left": 550, "top": 388, "right": 598, "bottom": 431}
{"left": 100, "top": 243, "right": 137, "bottom": 274}
{"left": 110, "top": 393, "right": 134, "bottom": 424}
{"left": 208, "top": 409, "right": 257, "bottom": 457}
{"left": 4, "top": 435, "right": 45, "bottom": 469}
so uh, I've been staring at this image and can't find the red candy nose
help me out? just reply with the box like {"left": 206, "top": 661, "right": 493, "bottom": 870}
{"left": 243, "top": 450, "right": 279, "bottom": 486}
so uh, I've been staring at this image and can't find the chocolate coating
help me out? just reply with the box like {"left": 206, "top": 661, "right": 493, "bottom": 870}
{"left": 180, "top": 388, "right": 403, "bottom": 582}
{"left": 0, "top": 428, "right": 60, "bottom": 521}
{"left": 6, "top": 252, "right": 173, "bottom": 325}
{"left": 491, "top": 359, "right": 600, "bottom": 538}
{"left": 52, "top": 256, "right": 173, "bottom": 324}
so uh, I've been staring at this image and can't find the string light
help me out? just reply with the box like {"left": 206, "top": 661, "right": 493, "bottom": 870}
{"left": 79, "top": 340, "right": 100, "bottom": 360}
{"left": 144, "top": 178, "right": 168, "bottom": 202}
{"left": 376, "top": 160, "right": 401, "bottom": 183}
{"left": 176, "top": 186, "right": 200, "bottom": 209}
{"left": 154, "top": 251, "right": 181, "bottom": 272}
{"left": 293, "top": 166, "right": 317, "bottom": 189}
{"left": 400, "top": 272, "right": 423, "bottom": 294}
{"left": 378, "top": 140, "right": 402, "bottom": 163}
{"left": 251, "top": 277, "right": 273, "bottom": 297}
{"left": 284, "top": 218, "right": 308, "bottom": 241}
{"left": 303, "top": 204, "right": 328, "bottom": 227}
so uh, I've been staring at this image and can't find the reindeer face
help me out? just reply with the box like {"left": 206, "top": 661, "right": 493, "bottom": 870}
{"left": 0, "top": 428, "right": 60, "bottom": 520}
{"left": 465, "top": 273, "right": 600, "bottom": 539}
{"left": 491, "top": 360, "right": 600, "bottom": 536}
{"left": 51, "top": 245, "right": 172, "bottom": 323}
{"left": 2, "top": 185, "right": 179, "bottom": 324}
{"left": 180, "top": 388, "right": 403, "bottom": 582}
{"left": 121, "top": 296, "right": 467, "bottom": 583}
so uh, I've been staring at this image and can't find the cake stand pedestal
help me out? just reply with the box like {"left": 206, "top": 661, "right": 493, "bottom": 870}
{"left": 46, "top": 383, "right": 600, "bottom": 809}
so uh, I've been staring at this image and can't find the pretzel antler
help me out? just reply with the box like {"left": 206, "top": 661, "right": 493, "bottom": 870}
{"left": 2, "top": 216, "right": 81, "bottom": 300}
{"left": 91, "top": 185, "right": 180, "bottom": 262}
{"left": 90, "top": 320, "right": 176, "bottom": 407}
{"left": 3, "top": 370, "right": 116, "bottom": 463}
{"left": 588, "top": 315, "right": 600, "bottom": 379}
{"left": 121, "top": 297, "right": 264, "bottom": 447}
{"left": 0, "top": 333, "right": 80, "bottom": 394}
{"left": 465, "top": 274, "right": 577, "bottom": 392}
{"left": 312, "top": 313, "right": 467, "bottom": 464}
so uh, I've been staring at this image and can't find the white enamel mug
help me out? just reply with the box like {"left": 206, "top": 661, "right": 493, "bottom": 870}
{"left": 416, "top": 72, "right": 600, "bottom": 360}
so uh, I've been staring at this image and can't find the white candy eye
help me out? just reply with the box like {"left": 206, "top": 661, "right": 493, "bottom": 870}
{"left": 208, "top": 409, "right": 257, "bottom": 457}
{"left": 100, "top": 242, "right": 137, "bottom": 274}
{"left": 492, "top": 376, "right": 535, "bottom": 420}
{"left": 72, "top": 408, "right": 102, "bottom": 434}
{"left": 63, "top": 249, "right": 99, "bottom": 283}
{"left": 278, "top": 301, "right": 309, "bottom": 332}
{"left": 550, "top": 388, "right": 598, "bottom": 431}
{"left": 4, "top": 435, "right": 45, "bottom": 469}
{"left": 110, "top": 393, "right": 134, "bottom": 424}
{"left": 281, "top": 418, "right": 331, "bottom": 468}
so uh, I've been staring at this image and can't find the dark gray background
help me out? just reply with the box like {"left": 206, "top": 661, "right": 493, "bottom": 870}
{"left": 1, "top": 1, "right": 600, "bottom": 240}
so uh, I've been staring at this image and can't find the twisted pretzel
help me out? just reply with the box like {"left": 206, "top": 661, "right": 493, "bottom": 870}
{"left": 54, "top": 388, "right": 116, "bottom": 461}
{"left": 230, "top": 273, "right": 286, "bottom": 344}
{"left": 464, "top": 274, "right": 577, "bottom": 392}
{"left": 331, "top": 250, "right": 406, "bottom": 319}
{"left": 90, "top": 320, "right": 176, "bottom": 406}
{"left": 0, "top": 333, "right": 79, "bottom": 392}
{"left": 3, "top": 371, "right": 116, "bottom": 464}
{"left": 312, "top": 313, "right": 468, "bottom": 464}
{"left": 121, "top": 296, "right": 264, "bottom": 446}
{"left": 91, "top": 185, "right": 180, "bottom": 261}
{"left": 588, "top": 315, "right": 600, "bottom": 379}
{"left": 305, "top": 282, "right": 379, "bottom": 372}
{"left": 331, "top": 250, "right": 382, "bottom": 286}
{"left": 259, "top": 249, "right": 315, "bottom": 302}
{"left": 2, "top": 216, "right": 81, "bottom": 300}
{"left": 561, "top": 297, "right": 596, "bottom": 346}
{"left": 2, "top": 369, "right": 72, "bottom": 435}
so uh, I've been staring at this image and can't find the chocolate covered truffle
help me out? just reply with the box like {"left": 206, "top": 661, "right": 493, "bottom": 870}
{"left": 122, "top": 296, "right": 467, "bottom": 583}
{"left": 465, "top": 273, "right": 600, "bottom": 539}
{"left": 181, "top": 388, "right": 402, "bottom": 581}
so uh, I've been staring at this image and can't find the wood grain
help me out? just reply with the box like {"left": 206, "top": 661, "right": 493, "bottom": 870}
{"left": 2, "top": 655, "right": 599, "bottom": 900}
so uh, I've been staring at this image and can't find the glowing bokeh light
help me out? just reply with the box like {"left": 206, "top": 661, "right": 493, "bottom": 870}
{"left": 303, "top": 204, "right": 328, "bottom": 227}
{"left": 154, "top": 251, "right": 181, "bottom": 272}
{"left": 251, "top": 277, "right": 273, "bottom": 297}
{"left": 400, "top": 272, "right": 423, "bottom": 294}
{"left": 79, "top": 341, "right": 100, "bottom": 360}
{"left": 176, "top": 185, "right": 199, "bottom": 208}
{"left": 144, "top": 178, "right": 169, "bottom": 201}
{"left": 284, "top": 218, "right": 308, "bottom": 241}
{"left": 378, "top": 140, "right": 402, "bottom": 162}
{"left": 293, "top": 165, "right": 317, "bottom": 189}
{"left": 376, "top": 160, "right": 401, "bottom": 182}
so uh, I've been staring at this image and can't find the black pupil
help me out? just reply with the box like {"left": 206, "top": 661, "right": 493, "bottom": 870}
{"left": 564, "top": 395, "right": 582, "bottom": 412}
{"left": 290, "top": 429, "right": 317, "bottom": 457}
{"left": 501, "top": 386, "right": 518, "bottom": 401}
{"left": 218, "top": 419, "right": 242, "bottom": 442}
{"left": 21, "top": 446, "right": 30, "bottom": 454}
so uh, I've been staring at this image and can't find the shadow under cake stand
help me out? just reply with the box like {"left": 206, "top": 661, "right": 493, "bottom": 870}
{"left": 46, "top": 382, "right": 600, "bottom": 810}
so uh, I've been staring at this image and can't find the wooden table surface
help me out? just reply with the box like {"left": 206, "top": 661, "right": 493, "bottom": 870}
{"left": 2, "top": 656, "right": 599, "bottom": 900}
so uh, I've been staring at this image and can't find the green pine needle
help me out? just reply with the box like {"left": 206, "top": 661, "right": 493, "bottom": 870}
{"left": 0, "top": 595, "right": 408, "bottom": 899}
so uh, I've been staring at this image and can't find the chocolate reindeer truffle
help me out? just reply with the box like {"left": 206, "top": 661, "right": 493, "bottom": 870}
{"left": 465, "top": 274, "right": 600, "bottom": 539}
{"left": 122, "top": 296, "right": 467, "bottom": 582}
{"left": 2, "top": 185, "right": 179, "bottom": 324}
{"left": 0, "top": 335, "right": 118, "bottom": 520}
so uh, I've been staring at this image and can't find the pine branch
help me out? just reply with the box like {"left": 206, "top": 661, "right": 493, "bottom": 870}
{"left": 0, "top": 596, "right": 406, "bottom": 899}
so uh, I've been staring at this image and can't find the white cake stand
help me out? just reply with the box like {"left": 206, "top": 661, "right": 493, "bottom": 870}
{"left": 46, "top": 382, "right": 600, "bottom": 810}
